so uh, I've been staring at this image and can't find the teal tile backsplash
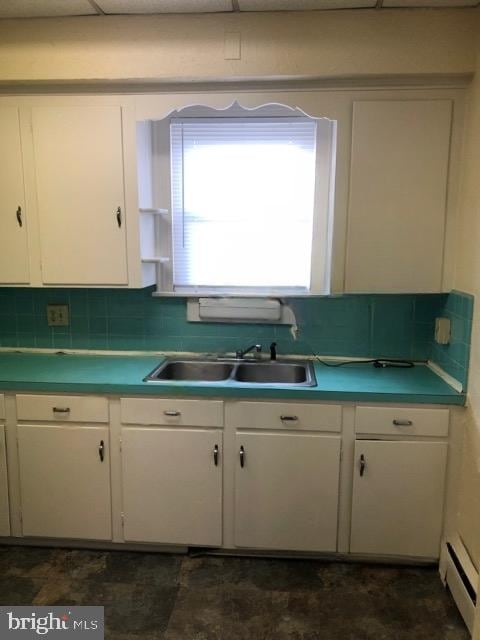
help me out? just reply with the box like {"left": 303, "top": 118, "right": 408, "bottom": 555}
{"left": 430, "top": 290, "right": 473, "bottom": 389}
{"left": 0, "top": 287, "right": 473, "bottom": 389}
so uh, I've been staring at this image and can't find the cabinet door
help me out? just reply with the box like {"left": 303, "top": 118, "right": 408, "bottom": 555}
{"left": 350, "top": 440, "right": 447, "bottom": 558}
{"left": 0, "top": 425, "right": 10, "bottom": 537}
{"left": 235, "top": 432, "right": 341, "bottom": 552}
{"left": 17, "top": 425, "right": 111, "bottom": 540}
{"left": 32, "top": 106, "right": 127, "bottom": 285}
{"left": 345, "top": 100, "right": 452, "bottom": 293}
{"left": 122, "top": 428, "right": 222, "bottom": 546}
{"left": 0, "top": 107, "right": 29, "bottom": 284}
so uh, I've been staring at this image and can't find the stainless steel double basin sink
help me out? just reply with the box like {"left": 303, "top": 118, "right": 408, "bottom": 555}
{"left": 144, "top": 358, "right": 316, "bottom": 387}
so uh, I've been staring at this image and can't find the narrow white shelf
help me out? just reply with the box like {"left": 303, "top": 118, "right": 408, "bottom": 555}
{"left": 139, "top": 208, "right": 169, "bottom": 215}
{"left": 141, "top": 256, "right": 170, "bottom": 264}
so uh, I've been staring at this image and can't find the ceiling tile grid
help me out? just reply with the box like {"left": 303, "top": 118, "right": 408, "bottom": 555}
{"left": 96, "top": 0, "right": 233, "bottom": 13}
{"left": 0, "top": 0, "right": 477, "bottom": 18}
{"left": 0, "top": 0, "right": 97, "bottom": 18}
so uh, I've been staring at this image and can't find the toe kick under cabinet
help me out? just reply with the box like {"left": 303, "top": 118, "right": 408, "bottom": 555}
{"left": 5, "top": 393, "right": 451, "bottom": 560}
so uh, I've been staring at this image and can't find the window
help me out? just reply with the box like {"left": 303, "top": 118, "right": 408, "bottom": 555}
{"left": 169, "top": 115, "right": 332, "bottom": 295}
{"left": 137, "top": 103, "right": 336, "bottom": 297}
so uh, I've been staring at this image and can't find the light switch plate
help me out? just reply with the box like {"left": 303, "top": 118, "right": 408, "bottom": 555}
{"left": 47, "top": 304, "right": 69, "bottom": 327}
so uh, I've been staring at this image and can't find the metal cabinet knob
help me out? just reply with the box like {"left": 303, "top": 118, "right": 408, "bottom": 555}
{"left": 213, "top": 444, "right": 219, "bottom": 466}
{"left": 53, "top": 407, "right": 70, "bottom": 414}
{"left": 359, "top": 454, "right": 366, "bottom": 477}
{"left": 116, "top": 206, "right": 122, "bottom": 228}
{"left": 164, "top": 410, "right": 180, "bottom": 417}
{"left": 280, "top": 415, "right": 298, "bottom": 422}
{"left": 98, "top": 440, "right": 105, "bottom": 462}
{"left": 393, "top": 419, "right": 413, "bottom": 427}
{"left": 239, "top": 445, "right": 245, "bottom": 468}
{"left": 16, "top": 206, "right": 22, "bottom": 228}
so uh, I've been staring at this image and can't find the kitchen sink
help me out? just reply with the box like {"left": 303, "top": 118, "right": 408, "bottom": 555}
{"left": 235, "top": 362, "right": 314, "bottom": 385}
{"left": 144, "top": 358, "right": 316, "bottom": 386}
{"left": 146, "top": 360, "right": 234, "bottom": 382}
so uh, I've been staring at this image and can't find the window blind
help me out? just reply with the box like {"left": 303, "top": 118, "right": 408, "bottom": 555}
{"left": 170, "top": 117, "right": 317, "bottom": 293}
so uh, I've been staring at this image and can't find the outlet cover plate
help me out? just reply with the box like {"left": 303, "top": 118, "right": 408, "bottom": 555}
{"left": 47, "top": 304, "right": 69, "bottom": 327}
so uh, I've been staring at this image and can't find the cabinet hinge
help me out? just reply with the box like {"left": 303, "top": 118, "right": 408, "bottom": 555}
{"left": 119, "top": 438, "right": 122, "bottom": 453}
{"left": 120, "top": 512, "right": 125, "bottom": 529}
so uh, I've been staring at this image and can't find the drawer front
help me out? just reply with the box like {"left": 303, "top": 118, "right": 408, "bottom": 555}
{"left": 231, "top": 401, "right": 342, "bottom": 432}
{"left": 0, "top": 395, "right": 4, "bottom": 421}
{"left": 120, "top": 398, "right": 224, "bottom": 427}
{"left": 16, "top": 395, "right": 109, "bottom": 423}
{"left": 355, "top": 406, "right": 449, "bottom": 437}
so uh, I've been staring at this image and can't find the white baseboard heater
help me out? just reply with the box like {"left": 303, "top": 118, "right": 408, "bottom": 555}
{"left": 442, "top": 535, "right": 478, "bottom": 635}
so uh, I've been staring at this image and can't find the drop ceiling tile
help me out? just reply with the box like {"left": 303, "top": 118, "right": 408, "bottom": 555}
{"left": 238, "top": 0, "right": 376, "bottom": 9}
{"left": 0, "top": 0, "right": 97, "bottom": 18}
{"left": 96, "top": 0, "right": 233, "bottom": 13}
{"left": 382, "top": 0, "right": 478, "bottom": 5}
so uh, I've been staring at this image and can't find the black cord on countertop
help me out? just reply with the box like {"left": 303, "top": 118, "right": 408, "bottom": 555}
{"left": 314, "top": 357, "right": 414, "bottom": 368}
{"left": 299, "top": 339, "right": 414, "bottom": 368}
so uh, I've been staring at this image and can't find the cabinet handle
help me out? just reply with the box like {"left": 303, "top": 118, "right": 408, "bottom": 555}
{"left": 53, "top": 406, "right": 70, "bottom": 414}
{"left": 213, "top": 444, "right": 219, "bottom": 466}
{"left": 239, "top": 445, "right": 245, "bottom": 468}
{"left": 359, "top": 454, "right": 366, "bottom": 477}
{"left": 393, "top": 419, "right": 413, "bottom": 427}
{"left": 16, "top": 206, "right": 22, "bottom": 228}
{"left": 164, "top": 410, "right": 180, "bottom": 417}
{"left": 98, "top": 440, "right": 105, "bottom": 462}
{"left": 116, "top": 206, "right": 122, "bottom": 228}
{"left": 280, "top": 415, "right": 298, "bottom": 422}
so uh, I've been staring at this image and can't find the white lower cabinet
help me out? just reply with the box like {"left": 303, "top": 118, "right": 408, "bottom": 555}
{"left": 121, "top": 428, "right": 223, "bottom": 546}
{"left": 5, "top": 393, "right": 452, "bottom": 559}
{"left": 17, "top": 425, "right": 112, "bottom": 540}
{"left": 234, "top": 432, "right": 341, "bottom": 552}
{"left": 350, "top": 440, "right": 448, "bottom": 558}
{"left": 0, "top": 425, "right": 10, "bottom": 537}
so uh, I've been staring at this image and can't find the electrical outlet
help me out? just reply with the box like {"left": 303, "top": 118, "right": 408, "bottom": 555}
{"left": 47, "top": 304, "right": 69, "bottom": 327}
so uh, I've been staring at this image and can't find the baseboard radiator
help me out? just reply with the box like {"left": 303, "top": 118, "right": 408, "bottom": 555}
{"left": 442, "top": 535, "right": 478, "bottom": 635}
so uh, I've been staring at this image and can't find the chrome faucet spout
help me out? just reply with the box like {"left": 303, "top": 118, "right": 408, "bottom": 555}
{"left": 235, "top": 344, "right": 262, "bottom": 360}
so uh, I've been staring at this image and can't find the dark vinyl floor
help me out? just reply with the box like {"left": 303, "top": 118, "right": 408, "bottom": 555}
{"left": 0, "top": 546, "right": 469, "bottom": 640}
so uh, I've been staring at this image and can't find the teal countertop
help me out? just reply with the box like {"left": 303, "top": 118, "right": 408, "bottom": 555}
{"left": 0, "top": 352, "right": 465, "bottom": 405}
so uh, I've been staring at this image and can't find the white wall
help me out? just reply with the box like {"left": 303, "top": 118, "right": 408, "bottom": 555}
{"left": 0, "top": 10, "right": 476, "bottom": 83}
{"left": 453, "top": 32, "right": 480, "bottom": 640}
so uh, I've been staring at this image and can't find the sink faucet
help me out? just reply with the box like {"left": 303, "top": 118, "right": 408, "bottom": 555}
{"left": 236, "top": 344, "right": 262, "bottom": 360}
{"left": 270, "top": 342, "right": 277, "bottom": 361}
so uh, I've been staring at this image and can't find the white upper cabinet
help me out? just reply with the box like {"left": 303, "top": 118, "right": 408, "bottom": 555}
{"left": 32, "top": 106, "right": 128, "bottom": 286}
{"left": 345, "top": 100, "right": 453, "bottom": 293}
{"left": 0, "top": 107, "right": 30, "bottom": 284}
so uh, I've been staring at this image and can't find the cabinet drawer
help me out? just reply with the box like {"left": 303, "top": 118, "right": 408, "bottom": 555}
{"left": 16, "top": 395, "right": 109, "bottom": 423}
{"left": 0, "top": 395, "right": 4, "bottom": 420}
{"left": 355, "top": 406, "right": 449, "bottom": 437}
{"left": 120, "top": 398, "right": 224, "bottom": 427}
{"left": 231, "top": 401, "right": 341, "bottom": 432}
